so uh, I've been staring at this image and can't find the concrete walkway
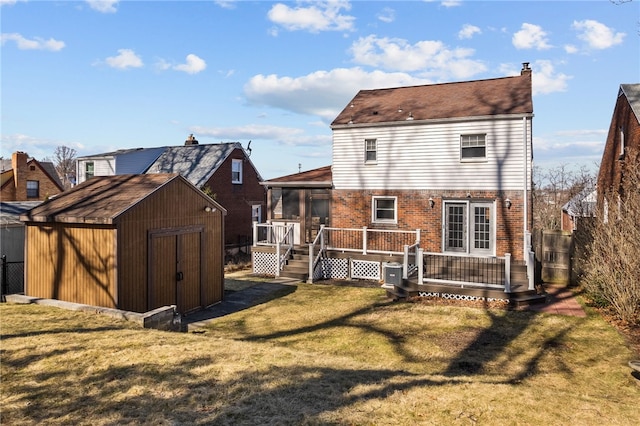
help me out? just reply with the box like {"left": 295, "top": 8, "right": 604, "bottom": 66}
{"left": 525, "top": 284, "right": 587, "bottom": 317}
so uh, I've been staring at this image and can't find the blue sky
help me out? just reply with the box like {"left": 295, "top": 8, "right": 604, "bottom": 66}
{"left": 1, "top": 0, "right": 638, "bottom": 180}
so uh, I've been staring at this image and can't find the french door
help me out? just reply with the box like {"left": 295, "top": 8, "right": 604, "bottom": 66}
{"left": 444, "top": 201, "right": 494, "bottom": 255}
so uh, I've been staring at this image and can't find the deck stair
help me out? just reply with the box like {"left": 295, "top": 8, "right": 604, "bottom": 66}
{"left": 279, "top": 246, "right": 310, "bottom": 281}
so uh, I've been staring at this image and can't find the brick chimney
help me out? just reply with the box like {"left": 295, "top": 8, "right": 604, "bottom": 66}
{"left": 185, "top": 134, "right": 199, "bottom": 145}
{"left": 521, "top": 62, "right": 532, "bottom": 75}
{"left": 12, "top": 151, "right": 29, "bottom": 196}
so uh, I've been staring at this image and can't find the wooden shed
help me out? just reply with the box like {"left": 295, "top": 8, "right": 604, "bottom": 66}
{"left": 20, "top": 174, "right": 226, "bottom": 314}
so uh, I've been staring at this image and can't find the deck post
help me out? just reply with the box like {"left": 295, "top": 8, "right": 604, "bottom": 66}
{"left": 417, "top": 248, "right": 424, "bottom": 283}
{"left": 252, "top": 222, "right": 258, "bottom": 247}
{"left": 275, "top": 240, "right": 281, "bottom": 278}
{"left": 504, "top": 253, "right": 511, "bottom": 293}
{"left": 308, "top": 243, "right": 314, "bottom": 284}
{"left": 403, "top": 245, "right": 409, "bottom": 279}
{"left": 362, "top": 226, "right": 367, "bottom": 255}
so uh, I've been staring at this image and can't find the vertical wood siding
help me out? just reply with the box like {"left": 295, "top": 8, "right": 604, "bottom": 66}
{"left": 117, "top": 178, "right": 224, "bottom": 313}
{"left": 25, "top": 223, "right": 118, "bottom": 308}
{"left": 332, "top": 117, "right": 533, "bottom": 191}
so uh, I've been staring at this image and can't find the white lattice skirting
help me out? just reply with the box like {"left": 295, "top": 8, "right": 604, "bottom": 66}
{"left": 350, "top": 259, "right": 381, "bottom": 280}
{"left": 417, "top": 291, "right": 507, "bottom": 302}
{"left": 253, "top": 251, "right": 278, "bottom": 276}
{"left": 315, "top": 258, "right": 349, "bottom": 280}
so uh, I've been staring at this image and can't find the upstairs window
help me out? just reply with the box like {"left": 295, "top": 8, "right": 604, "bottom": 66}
{"left": 460, "top": 134, "right": 486, "bottom": 161}
{"left": 619, "top": 126, "right": 625, "bottom": 159}
{"left": 232, "top": 159, "right": 243, "bottom": 184}
{"left": 372, "top": 196, "right": 397, "bottom": 224}
{"left": 27, "top": 180, "right": 39, "bottom": 198}
{"left": 365, "top": 139, "right": 377, "bottom": 163}
{"left": 85, "top": 162, "right": 95, "bottom": 179}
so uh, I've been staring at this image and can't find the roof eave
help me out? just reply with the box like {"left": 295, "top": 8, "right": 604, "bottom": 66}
{"left": 331, "top": 113, "right": 534, "bottom": 130}
{"left": 261, "top": 181, "right": 333, "bottom": 188}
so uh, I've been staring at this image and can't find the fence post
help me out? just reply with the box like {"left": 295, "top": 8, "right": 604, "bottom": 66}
{"left": 416, "top": 229, "right": 421, "bottom": 244}
{"left": 275, "top": 241, "right": 281, "bottom": 278}
{"left": 504, "top": 253, "right": 511, "bottom": 293}
{"left": 1, "top": 255, "right": 7, "bottom": 302}
{"left": 362, "top": 226, "right": 367, "bottom": 255}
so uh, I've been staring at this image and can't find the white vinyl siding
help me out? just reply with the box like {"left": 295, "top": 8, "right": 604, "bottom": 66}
{"left": 76, "top": 158, "right": 116, "bottom": 184}
{"left": 332, "top": 116, "right": 532, "bottom": 191}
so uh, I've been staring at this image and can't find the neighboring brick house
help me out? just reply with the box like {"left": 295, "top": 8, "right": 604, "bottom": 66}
{"left": 561, "top": 189, "right": 596, "bottom": 232}
{"left": 76, "top": 135, "right": 265, "bottom": 250}
{"left": 1, "top": 151, "right": 64, "bottom": 201}
{"left": 330, "top": 64, "right": 534, "bottom": 262}
{"left": 597, "top": 84, "right": 640, "bottom": 215}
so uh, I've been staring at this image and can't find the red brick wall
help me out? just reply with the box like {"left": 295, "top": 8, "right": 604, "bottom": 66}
{"left": 598, "top": 91, "right": 640, "bottom": 207}
{"left": 204, "top": 149, "right": 265, "bottom": 246}
{"left": 331, "top": 189, "right": 530, "bottom": 260}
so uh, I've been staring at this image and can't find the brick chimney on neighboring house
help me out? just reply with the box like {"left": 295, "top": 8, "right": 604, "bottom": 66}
{"left": 521, "top": 62, "right": 532, "bottom": 76}
{"left": 185, "top": 134, "right": 199, "bottom": 145}
{"left": 12, "top": 151, "right": 29, "bottom": 197}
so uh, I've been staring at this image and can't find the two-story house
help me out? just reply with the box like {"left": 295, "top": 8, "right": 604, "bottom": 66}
{"left": 254, "top": 64, "right": 538, "bottom": 303}
{"left": 76, "top": 135, "right": 265, "bottom": 252}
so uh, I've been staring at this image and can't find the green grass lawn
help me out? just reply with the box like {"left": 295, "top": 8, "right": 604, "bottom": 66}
{"left": 2, "top": 282, "right": 639, "bottom": 425}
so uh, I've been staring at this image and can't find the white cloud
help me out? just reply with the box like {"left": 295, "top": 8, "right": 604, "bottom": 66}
{"left": 0, "top": 133, "right": 86, "bottom": 161}
{"left": 349, "top": 35, "right": 487, "bottom": 80}
{"left": 86, "top": 0, "right": 119, "bottom": 14}
{"left": 441, "top": 0, "right": 461, "bottom": 7}
{"left": 1, "top": 33, "right": 65, "bottom": 51}
{"left": 267, "top": 1, "right": 355, "bottom": 33}
{"left": 458, "top": 24, "right": 481, "bottom": 40}
{"left": 105, "top": 49, "right": 143, "bottom": 69}
{"left": 173, "top": 54, "right": 207, "bottom": 74}
{"left": 498, "top": 60, "right": 571, "bottom": 95}
{"left": 377, "top": 7, "right": 395, "bottom": 23}
{"left": 512, "top": 23, "right": 552, "bottom": 50}
{"left": 0, "top": 0, "right": 26, "bottom": 7}
{"left": 214, "top": 0, "right": 237, "bottom": 9}
{"left": 564, "top": 44, "right": 578, "bottom": 54}
{"left": 572, "top": 19, "right": 625, "bottom": 50}
{"left": 244, "top": 67, "right": 428, "bottom": 122}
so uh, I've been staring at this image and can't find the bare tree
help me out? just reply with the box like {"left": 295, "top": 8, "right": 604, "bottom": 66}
{"left": 532, "top": 164, "right": 596, "bottom": 231}
{"left": 53, "top": 146, "right": 77, "bottom": 189}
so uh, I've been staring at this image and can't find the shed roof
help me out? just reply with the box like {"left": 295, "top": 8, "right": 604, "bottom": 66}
{"left": 20, "top": 174, "right": 185, "bottom": 224}
{"left": 331, "top": 71, "right": 533, "bottom": 127}
{"left": 262, "top": 166, "right": 332, "bottom": 188}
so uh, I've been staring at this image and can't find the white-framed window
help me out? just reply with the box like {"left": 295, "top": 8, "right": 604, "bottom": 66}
{"left": 372, "top": 196, "right": 397, "bottom": 224}
{"left": 619, "top": 126, "right": 625, "bottom": 158}
{"left": 232, "top": 159, "right": 243, "bottom": 184}
{"left": 365, "top": 139, "right": 377, "bottom": 163}
{"left": 251, "top": 204, "right": 262, "bottom": 223}
{"left": 460, "top": 134, "right": 487, "bottom": 161}
{"left": 443, "top": 200, "right": 495, "bottom": 255}
{"left": 85, "top": 162, "right": 95, "bottom": 179}
{"left": 26, "top": 180, "right": 39, "bottom": 198}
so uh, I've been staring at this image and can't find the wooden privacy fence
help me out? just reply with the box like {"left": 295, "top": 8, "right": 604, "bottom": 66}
{"left": 534, "top": 229, "right": 573, "bottom": 285}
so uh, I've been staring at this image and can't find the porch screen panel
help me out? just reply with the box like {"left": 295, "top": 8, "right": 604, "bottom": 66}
{"left": 445, "top": 203, "right": 467, "bottom": 252}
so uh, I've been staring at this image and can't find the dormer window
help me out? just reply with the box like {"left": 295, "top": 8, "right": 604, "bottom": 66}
{"left": 460, "top": 134, "right": 487, "bottom": 161}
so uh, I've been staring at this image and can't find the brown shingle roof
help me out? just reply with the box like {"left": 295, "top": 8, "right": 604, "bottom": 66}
{"left": 262, "top": 166, "right": 332, "bottom": 187}
{"left": 331, "top": 73, "right": 532, "bottom": 127}
{"left": 20, "top": 174, "right": 178, "bottom": 224}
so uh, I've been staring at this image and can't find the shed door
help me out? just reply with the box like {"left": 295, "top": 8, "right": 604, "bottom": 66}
{"left": 149, "top": 228, "right": 203, "bottom": 314}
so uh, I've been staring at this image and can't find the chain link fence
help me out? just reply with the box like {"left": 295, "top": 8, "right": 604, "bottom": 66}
{"left": 1, "top": 255, "right": 24, "bottom": 301}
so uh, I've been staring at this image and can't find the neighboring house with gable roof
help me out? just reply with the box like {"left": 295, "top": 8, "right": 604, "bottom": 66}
{"left": 1, "top": 151, "right": 64, "bottom": 202}
{"left": 254, "top": 64, "right": 540, "bottom": 304}
{"left": 597, "top": 83, "right": 640, "bottom": 216}
{"left": 76, "top": 135, "right": 265, "bottom": 252}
